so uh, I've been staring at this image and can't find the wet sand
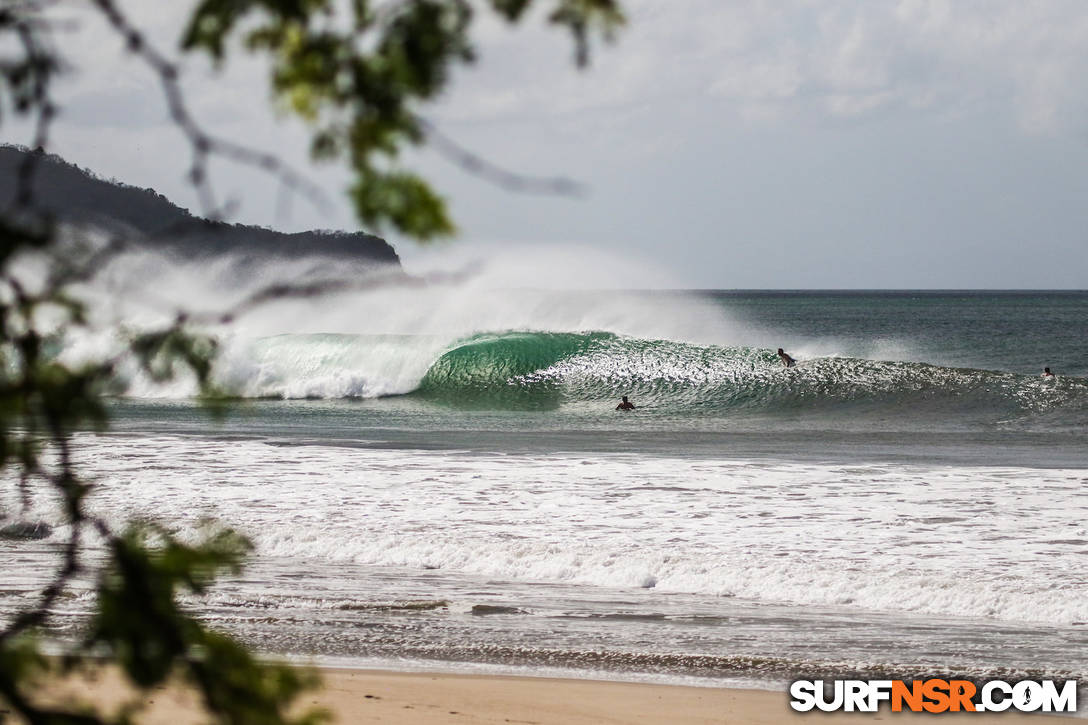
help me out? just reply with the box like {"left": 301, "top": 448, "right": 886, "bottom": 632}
{"left": 16, "top": 666, "right": 1077, "bottom": 724}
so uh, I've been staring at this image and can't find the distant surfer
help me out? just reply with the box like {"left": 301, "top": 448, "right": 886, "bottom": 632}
{"left": 1042, "top": 367, "right": 1055, "bottom": 378}
{"left": 616, "top": 395, "right": 635, "bottom": 411}
{"left": 777, "top": 348, "right": 796, "bottom": 368}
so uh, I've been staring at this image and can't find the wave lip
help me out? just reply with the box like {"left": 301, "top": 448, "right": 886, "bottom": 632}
{"left": 416, "top": 331, "right": 614, "bottom": 409}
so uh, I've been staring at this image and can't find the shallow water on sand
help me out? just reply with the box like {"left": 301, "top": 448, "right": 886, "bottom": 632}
{"left": 3, "top": 425, "right": 1088, "bottom": 686}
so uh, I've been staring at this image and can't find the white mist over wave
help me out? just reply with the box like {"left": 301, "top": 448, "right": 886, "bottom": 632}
{"left": 58, "top": 242, "right": 757, "bottom": 398}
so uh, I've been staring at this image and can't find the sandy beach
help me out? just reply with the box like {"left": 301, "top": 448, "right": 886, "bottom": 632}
{"left": 18, "top": 666, "right": 1077, "bottom": 724}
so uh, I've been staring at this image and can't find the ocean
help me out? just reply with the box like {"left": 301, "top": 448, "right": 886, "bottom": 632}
{"left": 3, "top": 287, "right": 1088, "bottom": 689}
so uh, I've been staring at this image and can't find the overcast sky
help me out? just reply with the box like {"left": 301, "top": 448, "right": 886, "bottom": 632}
{"left": 9, "top": 1, "right": 1088, "bottom": 288}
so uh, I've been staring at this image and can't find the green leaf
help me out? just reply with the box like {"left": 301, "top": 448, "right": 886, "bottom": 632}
{"left": 88, "top": 525, "right": 252, "bottom": 687}
{"left": 350, "top": 169, "right": 455, "bottom": 239}
{"left": 180, "top": 0, "right": 623, "bottom": 239}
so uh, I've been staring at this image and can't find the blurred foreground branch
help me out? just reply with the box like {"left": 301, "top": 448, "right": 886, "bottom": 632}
{"left": 0, "top": 0, "right": 624, "bottom": 721}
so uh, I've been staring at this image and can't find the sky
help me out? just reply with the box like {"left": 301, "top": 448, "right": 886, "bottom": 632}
{"left": 7, "top": 0, "right": 1088, "bottom": 288}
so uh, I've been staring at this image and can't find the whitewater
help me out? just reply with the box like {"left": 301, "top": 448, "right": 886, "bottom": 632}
{"left": 3, "top": 248, "right": 1088, "bottom": 689}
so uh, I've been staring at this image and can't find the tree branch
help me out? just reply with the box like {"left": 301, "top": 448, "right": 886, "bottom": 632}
{"left": 417, "top": 115, "right": 586, "bottom": 196}
{"left": 87, "top": 0, "right": 330, "bottom": 221}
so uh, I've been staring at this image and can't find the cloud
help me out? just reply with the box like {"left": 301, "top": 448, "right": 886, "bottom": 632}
{"left": 35, "top": 1, "right": 1088, "bottom": 165}
{"left": 426, "top": 0, "right": 1088, "bottom": 134}
{"left": 9, "top": 0, "right": 1088, "bottom": 289}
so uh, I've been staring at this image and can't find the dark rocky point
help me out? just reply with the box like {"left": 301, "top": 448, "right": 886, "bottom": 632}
{"left": 0, "top": 145, "right": 401, "bottom": 266}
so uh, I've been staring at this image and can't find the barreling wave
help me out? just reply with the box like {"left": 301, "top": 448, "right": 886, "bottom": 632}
{"left": 191, "top": 330, "right": 1088, "bottom": 422}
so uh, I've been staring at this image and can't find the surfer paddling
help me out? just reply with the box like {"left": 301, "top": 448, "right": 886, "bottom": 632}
{"left": 616, "top": 395, "right": 636, "bottom": 411}
{"left": 777, "top": 348, "right": 796, "bottom": 368}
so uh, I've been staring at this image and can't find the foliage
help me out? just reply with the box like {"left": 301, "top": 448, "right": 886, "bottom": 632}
{"left": 2, "top": 527, "right": 325, "bottom": 724}
{"left": 0, "top": 0, "right": 623, "bottom": 722}
{"left": 182, "top": 0, "right": 624, "bottom": 239}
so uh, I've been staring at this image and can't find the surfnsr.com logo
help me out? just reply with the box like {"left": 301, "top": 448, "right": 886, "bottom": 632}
{"left": 789, "top": 679, "right": 1077, "bottom": 713}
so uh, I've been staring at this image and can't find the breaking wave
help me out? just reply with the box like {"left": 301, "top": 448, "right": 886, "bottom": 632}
{"left": 139, "top": 330, "right": 1088, "bottom": 421}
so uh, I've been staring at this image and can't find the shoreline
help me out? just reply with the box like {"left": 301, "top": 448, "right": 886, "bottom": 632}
{"left": 25, "top": 664, "right": 1079, "bottom": 724}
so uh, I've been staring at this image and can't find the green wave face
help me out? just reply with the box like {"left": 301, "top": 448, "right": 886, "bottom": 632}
{"left": 416, "top": 332, "right": 617, "bottom": 410}
{"left": 412, "top": 330, "right": 1088, "bottom": 421}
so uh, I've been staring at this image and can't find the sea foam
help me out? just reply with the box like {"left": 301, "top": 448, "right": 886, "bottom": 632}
{"left": 10, "top": 434, "right": 1086, "bottom": 628}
